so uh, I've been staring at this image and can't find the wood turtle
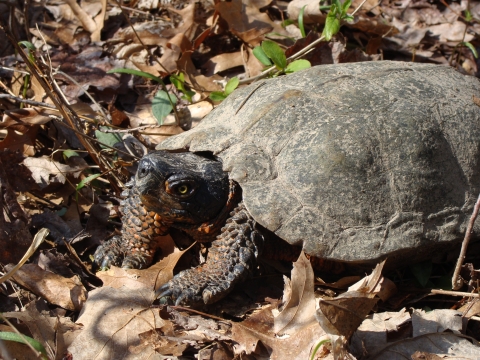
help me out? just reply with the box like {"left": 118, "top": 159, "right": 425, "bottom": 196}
{"left": 94, "top": 61, "right": 480, "bottom": 305}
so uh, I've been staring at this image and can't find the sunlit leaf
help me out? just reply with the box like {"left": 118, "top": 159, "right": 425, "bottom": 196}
{"left": 262, "top": 40, "right": 287, "bottom": 70}
{"left": 62, "top": 150, "right": 80, "bottom": 160}
{"left": 224, "top": 77, "right": 239, "bottom": 95}
{"left": 298, "top": 5, "right": 307, "bottom": 38}
{"left": 253, "top": 46, "right": 273, "bottom": 66}
{"left": 76, "top": 173, "right": 102, "bottom": 191}
{"left": 322, "top": 10, "right": 341, "bottom": 41}
{"left": 285, "top": 59, "right": 311, "bottom": 73}
{"left": 342, "top": 0, "right": 352, "bottom": 14}
{"left": 209, "top": 91, "right": 227, "bottom": 101}
{"left": 463, "top": 42, "right": 478, "bottom": 58}
{"left": 95, "top": 127, "right": 122, "bottom": 148}
{"left": 0, "top": 331, "right": 48, "bottom": 360}
{"left": 152, "top": 90, "right": 177, "bottom": 124}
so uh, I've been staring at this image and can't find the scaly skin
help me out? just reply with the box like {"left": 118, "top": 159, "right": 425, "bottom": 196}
{"left": 93, "top": 184, "right": 171, "bottom": 270}
{"left": 156, "top": 203, "right": 264, "bottom": 305}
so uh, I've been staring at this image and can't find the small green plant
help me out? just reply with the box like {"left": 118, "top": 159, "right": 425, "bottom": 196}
{"left": 253, "top": 40, "right": 311, "bottom": 74}
{"left": 107, "top": 68, "right": 178, "bottom": 124}
{"left": 209, "top": 77, "right": 239, "bottom": 101}
{"left": 298, "top": 5, "right": 307, "bottom": 38}
{"left": 0, "top": 331, "right": 49, "bottom": 360}
{"left": 310, "top": 339, "right": 331, "bottom": 360}
{"left": 170, "top": 72, "right": 196, "bottom": 102}
{"left": 320, "top": 0, "right": 354, "bottom": 41}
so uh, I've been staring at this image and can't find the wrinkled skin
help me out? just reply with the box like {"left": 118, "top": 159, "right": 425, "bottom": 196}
{"left": 94, "top": 151, "right": 264, "bottom": 305}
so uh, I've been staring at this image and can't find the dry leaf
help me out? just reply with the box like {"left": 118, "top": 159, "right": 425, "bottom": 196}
{"left": 8, "top": 263, "right": 87, "bottom": 311}
{"left": 68, "top": 287, "right": 162, "bottom": 359}
{"left": 273, "top": 252, "right": 316, "bottom": 335}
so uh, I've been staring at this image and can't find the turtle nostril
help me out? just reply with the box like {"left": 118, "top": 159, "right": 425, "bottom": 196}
{"left": 137, "top": 162, "right": 150, "bottom": 179}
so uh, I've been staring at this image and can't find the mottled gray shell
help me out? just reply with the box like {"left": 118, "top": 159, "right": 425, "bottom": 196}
{"left": 158, "top": 61, "right": 480, "bottom": 263}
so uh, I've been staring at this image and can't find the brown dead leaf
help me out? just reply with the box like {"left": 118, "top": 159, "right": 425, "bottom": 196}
{"left": 202, "top": 51, "right": 245, "bottom": 76}
{"left": 2, "top": 299, "right": 82, "bottom": 360}
{"left": 97, "top": 235, "right": 183, "bottom": 291}
{"left": 8, "top": 263, "right": 87, "bottom": 311}
{"left": 22, "top": 156, "right": 88, "bottom": 189}
{"left": 232, "top": 306, "right": 329, "bottom": 360}
{"left": 177, "top": 51, "right": 222, "bottom": 92}
{"left": 0, "top": 127, "right": 38, "bottom": 156}
{"left": 230, "top": 252, "right": 330, "bottom": 359}
{"left": 273, "top": 252, "right": 316, "bottom": 335}
{"left": 316, "top": 261, "right": 386, "bottom": 340}
{"left": 216, "top": 0, "right": 287, "bottom": 45}
{"left": 350, "top": 308, "right": 475, "bottom": 359}
{"left": 68, "top": 286, "right": 161, "bottom": 359}
{"left": 1, "top": 108, "right": 55, "bottom": 130}
{"left": 287, "top": 0, "right": 326, "bottom": 24}
{"left": 162, "top": 2, "right": 198, "bottom": 40}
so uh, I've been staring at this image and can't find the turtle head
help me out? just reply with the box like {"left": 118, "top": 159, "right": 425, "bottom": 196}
{"left": 134, "top": 151, "right": 230, "bottom": 225}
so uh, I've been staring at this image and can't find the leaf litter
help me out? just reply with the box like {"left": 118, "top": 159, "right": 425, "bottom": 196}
{"left": 1, "top": 0, "right": 480, "bottom": 359}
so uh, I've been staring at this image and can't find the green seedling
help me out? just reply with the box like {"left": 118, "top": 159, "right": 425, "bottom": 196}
{"left": 209, "top": 77, "right": 239, "bottom": 101}
{"left": 107, "top": 68, "right": 177, "bottom": 124}
{"left": 321, "top": 0, "right": 354, "bottom": 41}
{"left": 299, "top": 5, "right": 307, "bottom": 38}
{"left": 253, "top": 40, "right": 311, "bottom": 75}
{"left": 170, "top": 72, "right": 196, "bottom": 102}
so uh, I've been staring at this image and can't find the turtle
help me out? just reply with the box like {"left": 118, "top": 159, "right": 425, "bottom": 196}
{"left": 94, "top": 61, "right": 480, "bottom": 306}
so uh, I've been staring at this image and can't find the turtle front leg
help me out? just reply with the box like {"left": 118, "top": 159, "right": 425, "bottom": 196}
{"left": 156, "top": 204, "right": 264, "bottom": 305}
{"left": 93, "top": 190, "right": 170, "bottom": 270}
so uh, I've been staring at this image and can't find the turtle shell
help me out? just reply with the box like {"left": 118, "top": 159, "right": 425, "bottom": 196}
{"left": 158, "top": 61, "right": 480, "bottom": 263}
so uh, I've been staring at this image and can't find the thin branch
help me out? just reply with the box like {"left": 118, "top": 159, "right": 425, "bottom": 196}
{"left": 452, "top": 193, "right": 480, "bottom": 290}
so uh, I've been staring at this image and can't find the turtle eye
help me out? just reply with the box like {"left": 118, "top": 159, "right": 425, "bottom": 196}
{"left": 165, "top": 179, "right": 197, "bottom": 197}
{"left": 177, "top": 185, "right": 189, "bottom": 194}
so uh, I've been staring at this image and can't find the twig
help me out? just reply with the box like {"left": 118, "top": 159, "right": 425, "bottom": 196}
{"left": 0, "top": 93, "right": 56, "bottom": 108}
{"left": 430, "top": 289, "right": 480, "bottom": 298}
{"left": 101, "top": 124, "right": 163, "bottom": 133}
{"left": 452, "top": 193, "right": 480, "bottom": 290}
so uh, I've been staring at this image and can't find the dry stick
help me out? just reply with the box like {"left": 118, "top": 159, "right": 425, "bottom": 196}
{"left": 430, "top": 289, "right": 479, "bottom": 298}
{"left": 0, "top": 93, "right": 56, "bottom": 108}
{"left": 452, "top": 193, "right": 480, "bottom": 290}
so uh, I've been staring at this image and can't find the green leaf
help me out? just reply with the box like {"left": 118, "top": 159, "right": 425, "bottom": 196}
{"left": 253, "top": 46, "right": 273, "bottom": 66}
{"left": 18, "top": 41, "right": 36, "bottom": 63}
{"left": 95, "top": 127, "right": 122, "bottom": 148}
{"left": 285, "top": 59, "right": 311, "bottom": 73}
{"left": 411, "top": 261, "right": 432, "bottom": 288}
{"left": 152, "top": 90, "right": 177, "bottom": 125}
{"left": 332, "top": 0, "right": 342, "bottom": 10}
{"left": 224, "top": 77, "right": 239, "bottom": 95}
{"left": 0, "top": 331, "right": 48, "bottom": 360}
{"left": 281, "top": 19, "right": 295, "bottom": 27}
{"left": 107, "top": 68, "right": 164, "bottom": 84}
{"left": 344, "top": 14, "right": 355, "bottom": 22}
{"left": 170, "top": 74, "right": 184, "bottom": 91}
{"left": 463, "top": 42, "right": 478, "bottom": 58}
{"left": 322, "top": 10, "right": 341, "bottom": 41}
{"left": 76, "top": 173, "right": 102, "bottom": 191}
{"left": 62, "top": 150, "right": 80, "bottom": 162}
{"left": 341, "top": 0, "right": 352, "bottom": 15}
{"left": 310, "top": 339, "right": 331, "bottom": 360}
{"left": 183, "top": 90, "right": 196, "bottom": 103}
{"left": 319, "top": 5, "right": 331, "bottom": 11}
{"left": 465, "top": 9, "right": 473, "bottom": 22}
{"left": 298, "top": 5, "right": 307, "bottom": 38}
{"left": 209, "top": 91, "right": 227, "bottom": 101}
{"left": 262, "top": 40, "right": 287, "bottom": 70}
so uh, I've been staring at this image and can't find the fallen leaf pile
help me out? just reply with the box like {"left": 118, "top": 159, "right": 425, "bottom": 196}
{"left": 1, "top": 0, "right": 480, "bottom": 359}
